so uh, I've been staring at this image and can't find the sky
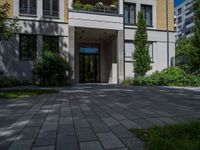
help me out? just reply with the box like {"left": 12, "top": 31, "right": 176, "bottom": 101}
{"left": 174, "top": 0, "right": 185, "bottom": 6}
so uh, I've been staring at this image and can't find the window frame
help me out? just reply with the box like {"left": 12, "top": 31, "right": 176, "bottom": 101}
{"left": 124, "top": 3, "right": 136, "bottom": 26}
{"left": 19, "top": 34, "right": 37, "bottom": 60}
{"left": 141, "top": 4, "right": 153, "bottom": 27}
{"left": 19, "top": 0, "right": 37, "bottom": 16}
{"left": 43, "top": 0, "right": 59, "bottom": 18}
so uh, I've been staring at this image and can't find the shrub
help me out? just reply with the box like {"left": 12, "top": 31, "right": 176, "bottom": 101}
{"left": 34, "top": 51, "right": 71, "bottom": 86}
{"left": 83, "top": 4, "right": 94, "bottom": 11}
{"left": 123, "top": 67, "right": 200, "bottom": 87}
{"left": 72, "top": 0, "right": 83, "bottom": 10}
{"left": 0, "top": 71, "right": 19, "bottom": 88}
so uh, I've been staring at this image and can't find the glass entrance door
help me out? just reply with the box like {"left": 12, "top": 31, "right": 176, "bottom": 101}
{"left": 79, "top": 44, "right": 100, "bottom": 83}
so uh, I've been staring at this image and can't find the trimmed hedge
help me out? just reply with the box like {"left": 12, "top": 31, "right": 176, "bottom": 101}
{"left": 123, "top": 67, "right": 200, "bottom": 87}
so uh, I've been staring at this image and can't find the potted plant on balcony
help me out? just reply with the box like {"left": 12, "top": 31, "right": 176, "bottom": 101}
{"left": 95, "top": 2, "right": 105, "bottom": 12}
{"left": 83, "top": 4, "right": 94, "bottom": 11}
{"left": 72, "top": 0, "right": 83, "bottom": 10}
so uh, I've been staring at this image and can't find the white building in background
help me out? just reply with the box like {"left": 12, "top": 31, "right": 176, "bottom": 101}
{"left": 0, "top": 0, "right": 175, "bottom": 84}
{"left": 174, "top": 0, "right": 195, "bottom": 40}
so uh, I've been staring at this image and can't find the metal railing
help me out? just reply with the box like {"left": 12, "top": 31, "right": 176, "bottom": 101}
{"left": 19, "top": 8, "right": 37, "bottom": 15}
{"left": 73, "top": 7, "right": 119, "bottom": 15}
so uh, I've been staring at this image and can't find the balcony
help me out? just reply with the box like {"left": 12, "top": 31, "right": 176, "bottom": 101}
{"left": 68, "top": 0, "right": 123, "bottom": 30}
{"left": 71, "top": 0, "right": 119, "bottom": 15}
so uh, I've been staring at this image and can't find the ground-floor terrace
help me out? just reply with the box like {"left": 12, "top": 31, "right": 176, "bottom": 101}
{"left": 0, "top": 84, "right": 200, "bottom": 150}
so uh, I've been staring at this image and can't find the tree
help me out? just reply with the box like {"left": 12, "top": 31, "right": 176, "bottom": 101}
{"left": 190, "top": 0, "right": 200, "bottom": 74}
{"left": 0, "top": 2, "right": 19, "bottom": 40}
{"left": 133, "top": 11, "right": 151, "bottom": 77}
{"left": 176, "top": 38, "right": 197, "bottom": 73}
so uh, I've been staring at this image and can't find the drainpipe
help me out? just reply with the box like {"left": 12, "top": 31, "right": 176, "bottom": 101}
{"left": 166, "top": 0, "right": 170, "bottom": 67}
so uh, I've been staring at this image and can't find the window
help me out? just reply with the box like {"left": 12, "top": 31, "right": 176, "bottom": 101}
{"left": 43, "top": 0, "right": 59, "bottom": 17}
{"left": 20, "top": 34, "right": 37, "bottom": 59}
{"left": 177, "top": 8, "right": 182, "bottom": 15}
{"left": 43, "top": 36, "right": 59, "bottom": 53}
{"left": 125, "top": 42, "right": 135, "bottom": 62}
{"left": 19, "top": 0, "right": 37, "bottom": 15}
{"left": 178, "top": 17, "right": 182, "bottom": 23}
{"left": 141, "top": 5, "right": 153, "bottom": 27}
{"left": 124, "top": 3, "right": 136, "bottom": 25}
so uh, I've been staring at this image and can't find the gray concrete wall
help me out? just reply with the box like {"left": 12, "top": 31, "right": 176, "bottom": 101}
{"left": 0, "top": 20, "right": 69, "bottom": 81}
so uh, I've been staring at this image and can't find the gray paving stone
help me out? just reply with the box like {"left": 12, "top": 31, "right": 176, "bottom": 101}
{"left": 80, "top": 141, "right": 103, "bottom": 150}
{"left": 111, "top": 125, "right": 133, "bottom": 138}
{"left": 8, "top": 139, "right": 34, "bottom": 150}
{"left": 58, "top": 125, "right": 75, "bottom": 136}
{"left": 91, "top": 122, "right": 110, "bottom": 133}
{"left": 59, "top": 117, "right": 73, "bottom": 125}
{"left": 74, "top": 119, "right": 90, "bottom": 128}
{"left": 102, "top": 117, "right": 120, "bottom": 126}
{"left": 1, "top": 85, "right": 200, "bottom": 150}
{"left": 32, "top": 146, "right": 55, "bottom": 150}
{"left": 97, "top": 132, "right": 124, "bottom": 149}
{"left": 34, "top": 131, "right": 56, "bottom": 147}
{"left": 76, "top": 128, "right": 97, "bottom": 142}
{"left": 56, "top": 135, "right": 79, "bottom": 150}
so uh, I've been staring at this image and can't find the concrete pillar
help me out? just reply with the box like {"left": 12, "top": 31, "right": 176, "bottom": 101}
{"left": 119, "top": 0, "right": 123, "bottom": 14}
{"left": 117, "top": 30, "right": 124, "bottom": 84}
{"left": 69, "top": 26, "right": 76, "bottom": 82}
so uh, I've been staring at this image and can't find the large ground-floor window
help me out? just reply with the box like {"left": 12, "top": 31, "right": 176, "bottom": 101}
{"left": 43, "top": 36, "right": 59, "bottom": 53}
{"left": 20, "top": 34, "right": 37, "bottom": 59}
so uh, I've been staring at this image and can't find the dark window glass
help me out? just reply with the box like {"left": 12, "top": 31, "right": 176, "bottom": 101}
{"left": 20, "top": 34, "right": 37, "bottom": 59}
{"left": 178, "top": 17, "right": 182, "bottom": 23}
{"left": 43, "top": 0, "right": 59, "bottom": 17}
{"left": 178, "top": 8, "right": 182, "bottom": 15}
{"left": 19, "top": 0, "right": 36, "bottom": 15}
{"left": 124, "top": 3, "right": 136, "bottom": 25}
{"left": 141, "top": 5, "right": 153, "bottom": 27}
{"left": 43, "top": 36, "right": 59, "bottom": 53}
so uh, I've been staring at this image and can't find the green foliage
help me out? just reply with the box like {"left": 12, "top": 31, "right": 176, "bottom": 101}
{"left": 34, "top": 51, "right": 71, "bottom": 86}
{"left": 0, "top": 89, "right": 58, "bottom": 99}
{"left": 72, "top": 0, "right": 83, "bottom": 10}
{"left": 131, "top": 119, "right": 200, "bottom": 150}
{"left": 83, "top": 4, "right": 94, "bottom": 11}
{"left": 0, "top": 2, "right": 20, "bottom": 40}
{"left": 176, "top": 38, "right": 198, "bottom": 73}
{"left": 0, "top": 71, "right": 19, "bottom": 87}
{"left": 123, "top": 67, "right": 200, "bottom": 87}
{"left": 192, "top": 0, "right": 200, "bottom": 51}
{"left": 133, "top": 11, "right": 151, "bottom": 77}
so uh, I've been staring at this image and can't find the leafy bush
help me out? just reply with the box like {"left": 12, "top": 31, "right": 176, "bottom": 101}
{"left": 72, "top": 0, "right": 83, "bottom": 10}
{"left": 0, "top": 71, "right": 19, "bottom": 88}
{"left": 34, "top": 51, "right": 71, "bottom": 86}
{"left": 83, "top": 4, "right": 94, "bottom": 11}
{"left": 123, "top": 67, "right": 200, "bottom": 87}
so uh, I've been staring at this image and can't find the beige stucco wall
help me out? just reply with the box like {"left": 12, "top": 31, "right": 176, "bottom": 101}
{"left": 0, "top": 0, "right": 13, "bottom": 17}
{"left": 157, "top": 0, "right": 174, "bottom": 31}
{"left": 64, "top": 0, "right": 68, "bottom": 22}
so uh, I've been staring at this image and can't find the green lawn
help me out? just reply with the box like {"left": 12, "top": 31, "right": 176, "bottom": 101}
{"left": 130, "top": 119, "right": 200, "bottom": 150}
{"left": 0, "top": 89, "right": 58, "bottom": 99}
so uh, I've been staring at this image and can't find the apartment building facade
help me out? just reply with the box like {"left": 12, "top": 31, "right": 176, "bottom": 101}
{"left": 0, "top": 0, "right": 175, "bottom": 84}
{"left": 174, "top": 0, "right": 195, "bottom": 40}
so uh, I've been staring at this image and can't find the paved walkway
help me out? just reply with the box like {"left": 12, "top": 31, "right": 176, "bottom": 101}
{"left": 0, "top": 84, "right": 200, "bottom": 150}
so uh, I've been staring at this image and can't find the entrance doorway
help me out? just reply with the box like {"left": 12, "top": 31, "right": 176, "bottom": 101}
{"left": 79, "top": 44, "right": 100, "bottom": 83}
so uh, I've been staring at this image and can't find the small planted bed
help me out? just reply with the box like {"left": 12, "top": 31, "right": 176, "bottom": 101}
{"left": 0, "top": 89, "right": 58, "bottom": 99}
{"left": 130, "top": 119, "right": 200, "bottom": 150}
